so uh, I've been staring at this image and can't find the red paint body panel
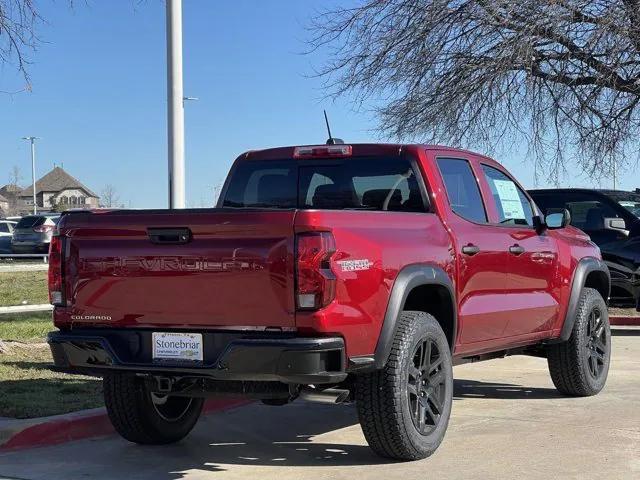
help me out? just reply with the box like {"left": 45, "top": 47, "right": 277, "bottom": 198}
{"left": 53, "top": 143, "right": 602, "bottom": 363}
{"left": 294, "top": 209, "right": 453, "bottom": 358}
{"left": 56, "top": 210, "right": 296, "bottom": 329}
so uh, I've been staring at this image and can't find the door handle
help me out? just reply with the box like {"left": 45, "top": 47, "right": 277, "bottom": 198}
{"left": 147, "top": 228, "right": 192, "bottom": 245}
{"left": 509, "top": 244, "right": 525, "bottom": 255}
{"left": 462, "top": 244, "right": 480, "bottom": 256}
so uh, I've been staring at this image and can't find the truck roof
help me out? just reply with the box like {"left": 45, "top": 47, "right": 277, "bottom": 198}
{"left": 241, "top": 143, "right": 497, "bottom": 164}
{"left": 530, "top": 188, "right": 640, "bottom": 196}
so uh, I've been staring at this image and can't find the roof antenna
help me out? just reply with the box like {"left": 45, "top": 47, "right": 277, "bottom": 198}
{"left": 324, "top": 110, "right": 344, "bottom": 145}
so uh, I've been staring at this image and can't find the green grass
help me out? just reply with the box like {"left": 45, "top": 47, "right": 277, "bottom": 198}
{"left": 0, "top": 270, "right": 49, "bottom": 307}
{"left": 0, "top": 313, "right": 52, "bottom": 342}
{"left": 0, "top": 313, "right": 103, "bottom": 419}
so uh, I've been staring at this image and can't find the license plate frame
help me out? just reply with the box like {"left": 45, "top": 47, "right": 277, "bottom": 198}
{"left": 152, "top": 332, "right": 203, "bottom": 364}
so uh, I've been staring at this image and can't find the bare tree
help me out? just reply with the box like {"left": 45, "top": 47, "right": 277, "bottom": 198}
{"left": 4, "top": 165, "right": 23, "bottom": 215}
{"left": 8, "top": 165, "right": 21, "bottom": 186}
{"left": 0, "top": 0, "right": 41, "bottom": 91}
{"left": 309, "top": 1, "right": 640, "bottom": 181}
{"left": 100, "top": 184, "right": 120, "bottom": 208}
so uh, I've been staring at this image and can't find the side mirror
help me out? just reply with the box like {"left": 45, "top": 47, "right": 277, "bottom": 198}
{"left": 605, "top": 217, "right": 626, "bottom": 231}
{"left": 545, "top": 208, "right": 571, "bottom": 229}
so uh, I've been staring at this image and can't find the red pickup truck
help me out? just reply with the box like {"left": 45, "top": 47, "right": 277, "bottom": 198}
{"left": 48, "top": 143, "right": 611, "bottom": 461}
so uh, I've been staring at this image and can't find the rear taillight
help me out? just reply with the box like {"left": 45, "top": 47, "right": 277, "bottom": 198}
{"left": 48, "top": 234, "right": 64, "bottom": 306}
{"left": 296, "top": 232, "right": 336, "bottom": 310}
{"left": 34, "top": 224, "right": 55, "bottom": 233}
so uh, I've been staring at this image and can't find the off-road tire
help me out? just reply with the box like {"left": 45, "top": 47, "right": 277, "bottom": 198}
{"left": 356, "top": 311, "right": 453, "bottom": 461}
{"left": 547, "top": 287, "right": 611, "bottom": 396}
{"left": 103, "top": 373, "right": 204, "bottom": 445}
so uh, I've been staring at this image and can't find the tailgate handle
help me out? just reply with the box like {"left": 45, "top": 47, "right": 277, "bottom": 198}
{"left": 147, "top": 228, "right": 192, "bottom": 245}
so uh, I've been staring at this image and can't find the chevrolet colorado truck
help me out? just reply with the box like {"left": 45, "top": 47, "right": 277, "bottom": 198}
{"left": 47, "top": 143, "right": 611, "bottom": 461}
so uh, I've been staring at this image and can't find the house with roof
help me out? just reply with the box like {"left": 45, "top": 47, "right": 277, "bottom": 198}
{"left": 17, "top": 166, "right": 100, "bottom": 212}
{"left": 0, "top": 184, "right": 22, "bottom": 217}
{"left": 0, "top": 192, "right": 9, "bottom": 216}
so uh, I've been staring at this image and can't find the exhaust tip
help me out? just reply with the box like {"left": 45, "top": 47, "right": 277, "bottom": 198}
{"left": 299, "top": 387, "right": 350, "bottom": 404}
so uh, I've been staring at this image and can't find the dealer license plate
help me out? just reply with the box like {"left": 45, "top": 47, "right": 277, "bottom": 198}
{"left": 152, "top": 332, "right": 203, "bottom": 363}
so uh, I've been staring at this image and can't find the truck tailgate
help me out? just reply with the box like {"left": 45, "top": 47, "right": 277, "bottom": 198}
{"left": 58, "top": 210, "right": 296, "bottom": 329}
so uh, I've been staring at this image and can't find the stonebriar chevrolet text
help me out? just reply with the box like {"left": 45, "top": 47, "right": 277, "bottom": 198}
{"left": 47, "top": 143, "right": 611, "bottom": 461}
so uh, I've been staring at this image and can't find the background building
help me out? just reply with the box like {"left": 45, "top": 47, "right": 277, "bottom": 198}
{"left": 0, "top": 193, "right": 9, "bottom": 216}
{"left": 1, "top": 167, "right": 100, "bottom": 216}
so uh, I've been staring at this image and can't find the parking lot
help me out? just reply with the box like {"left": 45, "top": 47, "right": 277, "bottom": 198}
{"left": 0, "top": 327, "right": 637, "bottom": 480}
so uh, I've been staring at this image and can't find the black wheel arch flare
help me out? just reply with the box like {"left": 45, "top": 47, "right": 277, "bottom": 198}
{"left": 557, "top": 257, "right": 611, "bottom": 343}
{"left": 373, "top": 264, "right": 457, "bottom": 369}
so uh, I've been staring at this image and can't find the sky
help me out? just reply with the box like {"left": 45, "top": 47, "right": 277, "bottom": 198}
{"left": 0, "top": 0, "right": 635, "bottom": 208}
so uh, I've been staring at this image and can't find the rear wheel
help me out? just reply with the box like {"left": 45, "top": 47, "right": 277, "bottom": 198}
{"left": 356, "top": 311, "right": 453, "bottom": 461}
{"left": 103, "top": 373, "right": 204, "bottom": 445}
{"left": 547, "top": 287, "right": 611, "bottom": 396}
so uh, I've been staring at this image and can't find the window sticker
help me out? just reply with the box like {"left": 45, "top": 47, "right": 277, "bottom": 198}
{"left": 493, "top": 179, "right": 525, "bottom": 219}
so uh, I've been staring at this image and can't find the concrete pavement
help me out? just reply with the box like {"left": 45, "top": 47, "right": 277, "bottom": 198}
{"left": 1, "top": 328, "right": 638, "bottom": 479}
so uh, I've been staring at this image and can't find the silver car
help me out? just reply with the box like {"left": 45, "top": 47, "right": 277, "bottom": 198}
{"left": 0, "top": 220, "right": 17, "bottom": 254}
{"left": 11, "top": 215, "right": 59, "bottom": 253}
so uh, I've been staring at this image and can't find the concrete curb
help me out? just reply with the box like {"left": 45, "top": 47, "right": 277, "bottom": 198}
{"left": 0, "top": 304, "right": 53, "bottom": 315}
{"left": 0, "top": 264, "right": 49, "bottom": 273}
{"left": 0, "top": 398, "right": 249, "bottom": 452}
{"left": 610, "top": 316, "right": 640, "bottom": 326}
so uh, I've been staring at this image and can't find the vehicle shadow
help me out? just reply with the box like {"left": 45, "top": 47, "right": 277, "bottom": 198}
{"left": 2, "top": 360, "right": 53, "bottom": 371}
{"left": 118, "top": 379, "right": 562, "bottom": 477}
{"left": 98, "top": 402, "right": 391, "bottom": 479}
{"left": 0, "top": 377, "right": 571, "bottom": 479}
{"left": 454, "top": 378, "right": 562, "bottom": 400}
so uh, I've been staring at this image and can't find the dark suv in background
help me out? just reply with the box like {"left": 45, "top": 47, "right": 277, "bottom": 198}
{"left": 529, "top": 188, "right": 640, "bottom": 309}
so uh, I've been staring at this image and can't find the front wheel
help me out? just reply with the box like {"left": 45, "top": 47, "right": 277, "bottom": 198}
{"left": 103, "top": 373, "right": 204, "bottom": 445}
{"left": 356, "top": 311, "right": 453, "bottom": 461}
{"left": 547, "top": 287, "right": 611, "bottom": 396}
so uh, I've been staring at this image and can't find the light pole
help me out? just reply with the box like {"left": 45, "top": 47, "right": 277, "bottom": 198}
{"left": 22, "top": 136, "right": 40, "bottom": 215}
{"left": 166, "top": 0, "right": 185, "bottom": 209}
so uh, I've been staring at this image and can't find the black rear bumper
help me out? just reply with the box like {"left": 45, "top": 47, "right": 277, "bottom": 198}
{"left": 48, "top": 329, "right": 347, "bottom": 384}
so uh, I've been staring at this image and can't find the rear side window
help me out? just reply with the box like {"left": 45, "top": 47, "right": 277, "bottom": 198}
{"left": 16, "top": 216, "right": 45, "bottom": 228}
{"left": 0, "top": 223, "right": 9, "bottom": 233}
{"left": 222, "top": 157, "right": 426, "bottom": 212}
{"left": 436, "top": 158, "right": 487, "bottom": 223}
{"left": 223, "top": 161, "right": 297, "bottom": 209}
{"left": 481, "top": 164, "right": 534, "bottom": 226}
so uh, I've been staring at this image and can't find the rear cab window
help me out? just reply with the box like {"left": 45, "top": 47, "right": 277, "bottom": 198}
{"left": 221, "top": 156, "right": 427, "bottom": 212}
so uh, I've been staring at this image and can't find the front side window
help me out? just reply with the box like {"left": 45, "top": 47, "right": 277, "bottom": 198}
{"left": 436, "top": 158, "right": 487, "bottom": 223}
{"left": 481, "top": 164, "right": 534, "bottom": 226}
{"left": 531, "top": 192, "right": 621, "bottom": 231}
{"left": 607, "top": 192, "right": 640, "bottom": 218}
{"left": 565, "top": 200, "right": 619, "bottom": 231}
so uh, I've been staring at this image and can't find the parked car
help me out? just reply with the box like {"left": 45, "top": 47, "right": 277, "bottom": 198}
{"left": 529, "top": 188, "right": 640, "bottom": 309}
{"left": 0, "top": 219, "right": 17, "bottom": 254}
{"left": 11, "top": 215, "right": 59, "bottom": 254}
{"left": 48, "top": 143, "right": 610, "bottom": 461}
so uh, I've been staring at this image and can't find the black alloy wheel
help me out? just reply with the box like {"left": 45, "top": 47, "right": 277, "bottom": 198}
{"left": 584, "top": 306, "right": 607, "bottom": 380}
{"left": 407, "top": 337, "right": 447, "bottom": 435}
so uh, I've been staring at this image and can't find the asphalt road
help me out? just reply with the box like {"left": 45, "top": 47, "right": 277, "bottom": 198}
{"left": 1, "top": 328, "right": 638, "bottom": 480}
